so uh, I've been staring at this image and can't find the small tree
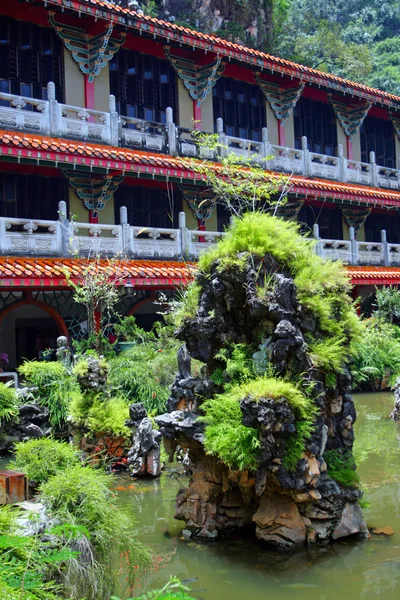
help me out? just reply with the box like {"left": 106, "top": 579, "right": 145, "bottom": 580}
{"left": 185, "top": 131, "right": 292, "bottom": 218}
{"left": 65, "top": 258, "right": 124, "bottom": 353}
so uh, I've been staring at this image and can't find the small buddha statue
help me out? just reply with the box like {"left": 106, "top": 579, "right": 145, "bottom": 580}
{"left": 56, "top": 336, "right": 72, "bottom": 369}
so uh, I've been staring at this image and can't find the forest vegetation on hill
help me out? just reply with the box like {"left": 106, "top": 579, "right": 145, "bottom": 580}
{"left": 125, "top": 0, "right": 400, "bottom": 94}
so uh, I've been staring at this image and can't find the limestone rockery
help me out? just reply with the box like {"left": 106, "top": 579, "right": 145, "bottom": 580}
{"left": 156, "top": 254, "right": 367, "bottom": 551}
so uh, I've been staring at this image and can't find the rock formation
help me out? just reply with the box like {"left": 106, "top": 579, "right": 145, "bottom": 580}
{"left": 156, "top": 246, "right": 366, "bottom": 551}
{"left": 390, "top": 377, "right": 400, "bottom": 419}
{"left": 127, "top": 403, "right": 162, "bottom": 476}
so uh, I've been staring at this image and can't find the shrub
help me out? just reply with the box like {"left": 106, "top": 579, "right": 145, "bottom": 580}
{"left": 324, "top": 449, "right": 360, "bottom": 488}
{"left": 202, "top": 376, "right": 318, "bottom": 471}
{"left": 114, "top": 315, "right": 156, "bottom": 343}
{"left": 40, "top": 465, "right": 151, "bottom": 597}
{"left": 0, "top": 383, "right": 19, "bottom": 422}
{"left": 18, "top": 361, "right": 80, "bottom": 427}
{"left": 351, "top": 318, "right": 400, "bottom": 390}
{"left": 108, "top": 338, "right": 180, "bottom": 414}
{"left": 69, "top": 394, "right": 130, "bottom": 438}
{"left": 10, "top": 438, "right": 80, "bottom": 485}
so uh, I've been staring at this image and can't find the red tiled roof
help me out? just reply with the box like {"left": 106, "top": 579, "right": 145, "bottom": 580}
{"left": 347, "top": 266, "right": 400, "bottom": 286}
{"left": 1, "top": 130, "right": 400, "bottom": 208}
{"left": 40, "top": 0, "right": 400, "bottom": 108}
{"left": 0, "top": 257, "right": 194, "bottom": 288}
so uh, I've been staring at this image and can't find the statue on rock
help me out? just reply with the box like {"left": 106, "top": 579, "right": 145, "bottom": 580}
{"left": 156, "top": 212, "right": 367, "bottom": 551}
{"left": 127, "top": 403, "right": 162, "bottom": 477}
{"left": 56, "top": 336, "right": 72, "bottom": 369}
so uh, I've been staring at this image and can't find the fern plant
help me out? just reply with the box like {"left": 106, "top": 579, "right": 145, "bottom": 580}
{"left": 0, "top": 382, "right": 19, "bottom": 422}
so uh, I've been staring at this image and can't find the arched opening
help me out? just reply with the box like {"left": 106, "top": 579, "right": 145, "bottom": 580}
{"left": 128, "top": 294, "right": 167, "bottom": 331}
{"left": 0, "top": 299, "right": 68, "bottom": 369}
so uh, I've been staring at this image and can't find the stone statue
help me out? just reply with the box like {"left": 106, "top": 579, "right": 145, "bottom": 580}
{"left": 56, "top": 336, "right": 72, "bottom": 369}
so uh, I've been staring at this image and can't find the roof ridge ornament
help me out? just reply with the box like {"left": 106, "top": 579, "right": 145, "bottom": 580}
{"left": 48, "top": 11, "right": 126, "bottom": 82}
{"left": 328, "top": 95, "right": 371, "bottom": 139}
{"left": 255, "top": 75, "right": 304, "bottom": 124}
{"left": 62, "top": 170, "right": 124, "bottom": 217}
{"left": 164, "top": 46, "right": 225, "bottom": 106}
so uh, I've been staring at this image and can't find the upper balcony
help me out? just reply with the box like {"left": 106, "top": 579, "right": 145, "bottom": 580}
{"left": 1, "top": 201, "right": 399, "bottom": 269}
{"left": 0, "top": 83, "right": 399, "bottom": 193}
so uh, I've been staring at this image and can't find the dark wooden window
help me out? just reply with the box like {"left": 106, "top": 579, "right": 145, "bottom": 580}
{"left": 298, "top": 204, "right": 343, "bottom": 240}
{"left": 109, "top": 48, "right": 177, "bottom": 123}
{"left": 294, "top": 98, "right": 337, "bottom": 156}
{"left": 114, "top": 186, "right": 182, "bottom": 228}
{"left": 217, "top": 204, "right": 231, "bottom": 232}
{"left": 0, "top": 16, "right": 63, "bottom": 101}
{"left": 360, "top": 116, "right": 396, "bottom": 169}
{"left": 0, "top": 173, "right": 68, "bottom": 220}
{"left": 365, "top": 212, "right": 400, "bottom": 243}
{"left": 213, "top": 78, "right": 266, "bottom": 141}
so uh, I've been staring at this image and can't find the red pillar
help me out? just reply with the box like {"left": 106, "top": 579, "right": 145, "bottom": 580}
{"left": 193, "top": 100, "right": 202, "bottom": 129}
{"left": 84, "top": 76, "right": 97, "bottom": 223}
{"left": 94, "top": 309, "right": 101, "bottom": 333}
{"left": 347, "top": 137, "right": 353, "bottom": 160}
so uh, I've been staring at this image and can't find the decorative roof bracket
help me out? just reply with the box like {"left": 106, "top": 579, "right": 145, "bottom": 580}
{"left": 255, "top": 75, "right": 304, "bottom": 124}
{"left": 164, "top": 46, "right": 225, "bottom": 106}
{"left": 342, "top": 207, "right": 371, "bottom": 234}
{"left": 389, "top": 112, "right": 400, "bottom": 142}
{"left": 49, "top": 11, "right": 126, "bottom": 82}
{"left": 328, "top": 96, "right": 371, "bottom": 139}
{"left": 179, "top": 185, "right": 216, "bottom": 221}
{"left": 63, "top": 170, "right": 124, "bottom": 218}
{"left": 275, "top": 198, "right": 304, "bottom": 221}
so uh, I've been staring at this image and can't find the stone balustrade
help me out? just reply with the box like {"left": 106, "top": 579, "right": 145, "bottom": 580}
{"left": 0, "top": 202, "right": 398, "bottom": 266}
{"left": 1, "top": 83, "right": 400, "bottom": 191}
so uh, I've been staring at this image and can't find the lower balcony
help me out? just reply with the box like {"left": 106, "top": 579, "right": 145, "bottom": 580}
{"left": 0, "top": 202, "right": 398, "bottom": 267}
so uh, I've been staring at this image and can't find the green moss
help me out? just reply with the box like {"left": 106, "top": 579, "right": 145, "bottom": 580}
{"left": 324, "top": 449, "right": 360, "bottom": 488}
{"left": 202, "top": 376, "right": 318, "bottom": 471}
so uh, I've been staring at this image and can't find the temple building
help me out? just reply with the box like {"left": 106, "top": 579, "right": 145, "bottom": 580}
{"left": 0, "top": 0, "right": 400, "bottom": 367}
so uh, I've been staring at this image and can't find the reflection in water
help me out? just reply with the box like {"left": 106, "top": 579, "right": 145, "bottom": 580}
{"left": 111, "top": 392, "right": 400, "bottom": 600}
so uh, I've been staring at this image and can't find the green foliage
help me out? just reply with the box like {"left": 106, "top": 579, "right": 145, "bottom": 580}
{"left": 324, "top": 449, "right": 360, "bottom": 488}
{"left": 107, "top": 337, "right": 180, "bottom": 415}
{"left": 39, "top": 464, "right": 151, "bottom": 596}
{"left": 199, "top": 212, "right": 359, "bottom": 377}
{"left": 202, "top": 376, "right": 318, "bottom": 471}
{"left": 10, "top": 438, "right": 80, "bottom": 485}
{"left": 167, "top": 283, "right": 201, "bottom": 329}
{"left": 369, "top": 38, "right": 400, "bottom": 95}
{"left": 111, "top": 576, "right": 196, "bottom": 600}
{"left": 351, "top": 318, "right": 400, "bottom": 390}
{"left": 69, "top": 394, "right": 130, "bottom": 438}
{"left": 114, "top": 315, "right": 156, "bottom": 343}
{"left": 0, "top": 382, "right": 19, "bottom": 422}
{"left": 212, "top": 343, "right": 255, "bottom": 385}
{"left": 18, "top": 361, "right": 79, "bottom": 427}
{"left": 374, "top": 286, "right": 400, "bottom": 323}
{"left": 308, "top": 336, "right": 347, "bottom": 374}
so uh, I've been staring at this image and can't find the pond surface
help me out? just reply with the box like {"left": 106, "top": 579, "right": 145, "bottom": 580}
{"left": 113, "top": 392, "right": 400, "bottom": 600}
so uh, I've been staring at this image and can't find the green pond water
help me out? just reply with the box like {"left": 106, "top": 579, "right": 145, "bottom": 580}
{"left": 113, "top": 392, "right": 400, "bottom": 600}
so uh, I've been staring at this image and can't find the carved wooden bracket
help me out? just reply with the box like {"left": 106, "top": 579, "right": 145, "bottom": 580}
{"left": 255, "top": 75, "right": 304, "bottom": 124}
{"left": 179, "top": 185, "right": 216, "bottom": 221}
{"left": 328, "top": 96, "right": 371, "bottom": 139}
{"left": 275, "top": 198, "right": 304, "bottom": 221}
{"left": 389, "top": 112, "right": 400, "bottom": 142}
{"left": 164, "top": 47, "right": 225, "bottom": 106}
{"left": 342, "top": 207, "right": 371, "bottom": 234}
{"left": 49, "top": 11, "right": 126, "bottom": 82}
{"left": 63, "top": 170, "right": 124, "bottom": 217}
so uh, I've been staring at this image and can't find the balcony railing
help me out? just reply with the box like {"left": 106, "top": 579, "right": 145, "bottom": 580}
{"left": 0, "top": 202, "right": 398, "bottom": 267}
{"left": 0, "top": 83, "right": 399, "bottom": 192}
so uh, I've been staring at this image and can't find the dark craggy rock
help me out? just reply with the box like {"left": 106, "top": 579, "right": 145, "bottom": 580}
{"left": 0, "top": 400, "right": 52, "bottom": 452}
{"left": 156, "top": 254, "right": 366, "bottom": 551}
{"left": 127, "top": 403, "right": 162, "bottom": 476}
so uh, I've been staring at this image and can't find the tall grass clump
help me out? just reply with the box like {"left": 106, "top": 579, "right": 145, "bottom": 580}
{"left": 10, "top": 438, "right": 80, "bottom": 485}
{"left": 202, "top": 376, "right": 318, "bottom": 471}
{"left": 40, "top": 464, "right": 151, "bottom": 599}
{"left": 18, "top": 361, "right": 80, "bottom": 427}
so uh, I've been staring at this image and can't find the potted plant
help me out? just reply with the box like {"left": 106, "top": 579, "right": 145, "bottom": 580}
{"left": 114, "top": 316, "right": 155, "bottom": 352}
